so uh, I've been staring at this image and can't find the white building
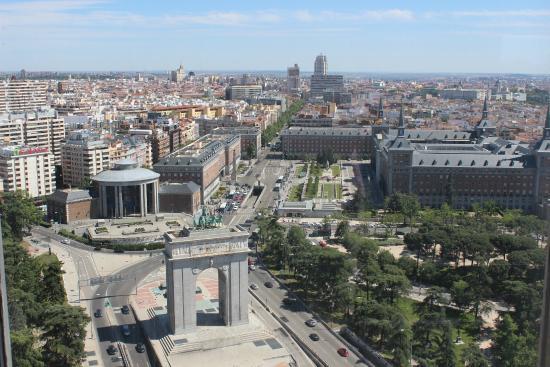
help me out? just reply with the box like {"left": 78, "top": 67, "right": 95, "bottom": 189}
{"left": 61, "top": 130, "right": 110, "bottom": 187}
{"left": 0, "top": 145, "right": 55, "bottom": 197}
{"left": 171, "top": 64, "right": 185, "bottom": 83}
{"left": 0, "top": 80, "right": 48, "bottom": 113}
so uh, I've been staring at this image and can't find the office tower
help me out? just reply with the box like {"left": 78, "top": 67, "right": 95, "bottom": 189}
{"left": 310, "top": 75, "right": 344, "bottom": 98}
{"left": 61, "top": 131, "right": 110, "bottom": 187}
{"left": 171, "top": 64, "right": 185, "bottom": 83}
{"left": 0, "top": 80, "right": 47, "bottom": 113}
{"left": 19, "top": 69, "right": 26, "bottom": 80}
{"left": 314, "top": 54, "right": 327, "bottom": 76}
{"left": 0, "top": 221, "right": 12, "bottom": 367}
{"left": 0, "top": 109, "right": 65, "bottom": 164}
{"left": 0, "top": 145, "right": 55, "bottom": 197}
{"left": 287, "top": 64, "right": 300, "bottom": 93}
{"left": 225, "top": 85, "right": 263, "bottom": 100}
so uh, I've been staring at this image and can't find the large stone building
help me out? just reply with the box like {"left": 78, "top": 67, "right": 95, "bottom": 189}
{"left": 0, "top": 145, "right": 55, "bottom": 197}
{"left": 47, "top": 189, "right": 92, "bottom": 224}
{"left": 196, "top": 116, "right": 241, "bottom": 136}
{"left": 153, "top": 134, "right": 241, "bottom": 202}
{"left": 0, "top": 109, "right": 65, "bottom": 164}
{"left": 159, "top": 182, "right": 201, "bottom": 215}
{"left": 373, "top": 102, "right": 550, "bottom": 217}
{"left": 225, "top": 85, "right": 262, "bottom": 100}
{"left": 281, "top": 126, "right": 371, "bottom": 160}
{"left": 212, "top": 126, "right": 261, "bottom": 159}
{"left": 62, "top": 130, "right": 110, "bottom": 187}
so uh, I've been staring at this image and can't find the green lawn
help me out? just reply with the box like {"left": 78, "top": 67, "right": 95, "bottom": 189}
{"left": 319, "top": 183, "right": 342, "bottom": 200}
{"left": 36, "top": 253, "right": 60, "bottom": 267}
{"left": 310, "top": 163, "right": 322, "bottom": 177}
{"left": 288, "top": 184, "right": 303, "bottom": 201}
{"left": 331, "top": 164, "right": 341, "bottom": 177}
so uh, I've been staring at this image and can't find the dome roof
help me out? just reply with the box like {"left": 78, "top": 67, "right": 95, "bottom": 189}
{"left": 92, "top": 160, "right": 159, "bottom": 184}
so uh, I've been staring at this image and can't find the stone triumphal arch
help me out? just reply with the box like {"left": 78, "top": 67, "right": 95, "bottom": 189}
{"left": 164, "top": 227, "right": 250, "bottom": 334}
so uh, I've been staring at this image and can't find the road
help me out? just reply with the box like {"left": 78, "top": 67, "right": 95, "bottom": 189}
{"left": 249, "top": 266, "right": 370, "bottom": 367}
{"left": 33, "top": 226, "right": 159, "bottom": 367}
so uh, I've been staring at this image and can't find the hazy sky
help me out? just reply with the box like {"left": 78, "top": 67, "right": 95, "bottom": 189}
{"left": 1, "top": 0, "right": 550, "bottom": 73}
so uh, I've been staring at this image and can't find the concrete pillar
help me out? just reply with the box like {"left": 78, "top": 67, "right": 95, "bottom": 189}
{"left": 143, "top": 183, "right": 148, "bottom": 216}
{"left": 153, "top": 181, "right": 159, "bottom": 213}
{"left": 118, "top": 186, "right": 123, "bottom": 218}
{"left": 101, "top": 185, "right": 107, "bottom": 218}
{"left": 114, "top": 186, "right": 119, "bottom": 219}
{"left": 139, "top": 184, "right": 145, "bottom": 217}
{"left": 167, "top": 259, "right": 197, "bottom": 334}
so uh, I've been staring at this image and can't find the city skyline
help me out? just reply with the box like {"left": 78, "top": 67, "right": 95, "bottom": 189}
{"left": 0, "top": 0, "right": 549, "bottom": 74}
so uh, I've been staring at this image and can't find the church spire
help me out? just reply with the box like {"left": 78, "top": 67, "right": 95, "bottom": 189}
{"left": 378, "top": 96, "right": 384, "bottom": 119}
{"left": 397, "top": 104, "right": 405, "bottom": 137}
{"left": 544, "top": 102, "right": 550, "bottom": 139}
{"left": 481, "top": 93, "right": 489, "bottom": 120}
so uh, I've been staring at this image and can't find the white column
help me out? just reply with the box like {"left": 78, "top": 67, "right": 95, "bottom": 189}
{"left": 139, "top": 184, "right": 145, "bottom": 217}
{"left": 153, "top": 181, "right": 159, "bottom": 214}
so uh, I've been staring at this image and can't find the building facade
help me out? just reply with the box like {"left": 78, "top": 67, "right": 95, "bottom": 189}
{"left": 212, "top": 126, "right": 261, "bottom": 159}
{"left": 287, "top": 64, "right": 300, "bottom": 93}
{"left": 62, "top": 130, "right": 110, "bottom": 188}
{"left": 47, "top": 189, "right": 92, "bottom": 224}
{"left": 0, "top": 79, "right": 48, "bottom": 113}
{"left": 373, "top": 103, "right": 550, "bottom": 216}
{"left": 314, "top": 54, "right": 327, "bottom": 76}
{"left": 0, "top": 109, "right": 65, "bottom": 164}
{"left": 0, "top": 145, "right": 55, "bottom": 197}
{"left": 159, "top": 182, "right": 201, "bottom": 215}
{"left": 171, "top": 64, "right": 185, "bottom": 83}
{"left": 281, "top": 126, "right": 371, "bottom": 160}
{"left": 225, "top": 85, "right": 262, "bottom": 100}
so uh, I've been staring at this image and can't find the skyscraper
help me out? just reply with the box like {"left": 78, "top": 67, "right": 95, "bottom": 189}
{"left": 287, "top": 64, "right": 300, "bottom": 93}
{"left": 314, "top": 54, "right": 327, "bottom": 76}
{"left": 170, "top": 64, "right": 185, "bottom": 83}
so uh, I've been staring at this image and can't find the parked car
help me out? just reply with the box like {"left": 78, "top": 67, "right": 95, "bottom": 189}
{"left": 282, "top": 297, "right": 297, "bottom": 306}
{"left": 107, "top": 345, "right": 117, "bottom": 355}
{"left": 264, "top": 281, "right": 274, "bottom": 288}
{"left": 249, "top": 264, "right": 256, "bottom": 271}
{"left": 61, "top": 239, "right": 70, "bottom": 244}
{"left": 121, "top": 325, "right": 130, "bottom": 337}
{"left": 135, "top": 343, "right": 145, "bottom": 353}
{"left": 337, "top": 348, "right": 349, "bottom": 357}
{"left": 309, "top": 333, "right": 320, "bottom": 341}
{"left": 305, "top": 319, "right": 317, "bottom": 327}
{"left": 250, "top": 283, "right": 259, "bottom": 290}
{"left": 121, "top": 305, "right": 130, "bottom": 314}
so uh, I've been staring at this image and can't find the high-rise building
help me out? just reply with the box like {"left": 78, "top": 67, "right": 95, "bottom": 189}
{"left": 0, "top": 109, "right": 65, "bottom": 164}
{"left": 314, "top": 54, "right": 327, "bottom": 76}
{"left": 0, "top": 79, "right": 47, "bottom": 113}
{"left": 0, "top": 145, "right": 55, "bottom": 197}
{"left": 171, "top": 64, "right": 185, "bottom": 83}
{"left": 61, "top": 130, "right": 110, "bottom": 188}
{"left": 19, "top": 69, "right": 26, "bottom": 80}
{"left": 287, "top": 64, "right": 300, "bottom": 93}
{"left": 225, "top": 85, "right": 262, "bottom": 100}
{"left": 0, "top": 221, "right": 12, "bottom": 367}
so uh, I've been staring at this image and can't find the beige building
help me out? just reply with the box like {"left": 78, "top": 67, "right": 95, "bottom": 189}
{"left": 0, "top": 109, "right": 65, "bottom": 164}
{"left": 0, "top": 80, "right": 48, "bottom": 113}
{"left": 109, "top": 137, "right": 152, "bottom": 168}
{"left": 61, "top": 131, "right": 110, "bottom": 188}
{"left": 0, "top": 145, "right": 55, "bottom": 197}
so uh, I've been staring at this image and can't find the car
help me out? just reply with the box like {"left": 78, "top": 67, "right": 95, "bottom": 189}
{"left": 250, "top": 283, "right": 259, "bottom": 290}
{"left": 121, "top": 305, "right": 130, "bottom": 314}
{"left": 106, "top": 344, "right": 117, "bottom": 355}
{"left": 305, "top": 319, "right": 317, "bottom": 327}
{"left": 121, "top": 325, "right": 130, "bottom": 337}
{"left": 282, "top": 297, "right": 297, "bottom": 306}
{"left": 264, "top": 281, "right": 274, "bottom": 288}
{"left": 94, "top": 309, "right": 102, "bottom": 318}
{"left": 249, "top": 264, "right": 256, "bottom": 271}
{"left": 135, "top": 343, "right": 145, "bottom": 353}
{"left": 61, "top": 239, "right": 70, "bottom": 244}
{"left": 309, "top": 333, "right": 320, "bottom": 341}
{"left": 337, "top": 348, "right": 349, "bottom": 357}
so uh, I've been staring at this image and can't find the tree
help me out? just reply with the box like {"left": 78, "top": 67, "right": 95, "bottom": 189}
{"left": 38, "top": 256, "right": 66, "bottom": 304}
{"left": 450, "top": 280, "right": 474, "bottom": 312}
{"left": 41, "top": 304, "right": 90, "bottom": 367}
{"left": 404, "top": 232, "right": 424, "bottom": 276}
{"left": 435, "top": 321, "right": 456, "bottom": 367}
{"left": 400, "top": 194, "right": 421, "bottom": 229}
{"left": 0, "top": 191, "right": 43, "bottom": 239}
{"left": 11, "top": 329, "right": 44, "bottom": 367}
{"left": 335, "top": 220, "right": 350, "bottom": 239}
{"left": 492, "top": 314, "right": 521, "bottom": 367}
{"left": 245, "top": 144, "right": 257, "bottom": 159}
{"left": 462, "top": 343, "right": 489, "bottom": 367}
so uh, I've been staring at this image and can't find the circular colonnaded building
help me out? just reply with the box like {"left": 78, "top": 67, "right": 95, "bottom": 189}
{"left": 92, "top": 159, "right": 160, "bottom": 218}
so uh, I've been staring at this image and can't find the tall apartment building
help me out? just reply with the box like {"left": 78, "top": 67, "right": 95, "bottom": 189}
{"left": 171, "top": 64, "right": 185, "bottom": 83}
{"left": 0, "top": 109, "right": 65, "bottom": 164}
{"left": 314, "top": 54, "right": 328, "bottom": 76}
{"left": 0, "top": 145, "right": 55, "bottom": 197}
{"left": 151, "top": 128, "right": 171, "bottom": 164}
{"left": 225, "top": 85, "right": 262, "bottom": 100}
{"left": 0, "top": 79, "right": 47, "bottom": 113}
{"left": 287, "top": 64, "right": 300, "bottom": 93}
{"left": 109, "top": 136, "right": 152, "bottom": 168}
{"left": 61, "top": 131, "right": 110, "bottom": 187}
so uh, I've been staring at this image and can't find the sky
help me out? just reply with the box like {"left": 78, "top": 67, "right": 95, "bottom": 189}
{"left": 1, "top": 0, "right": 550, "bottom": 74}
